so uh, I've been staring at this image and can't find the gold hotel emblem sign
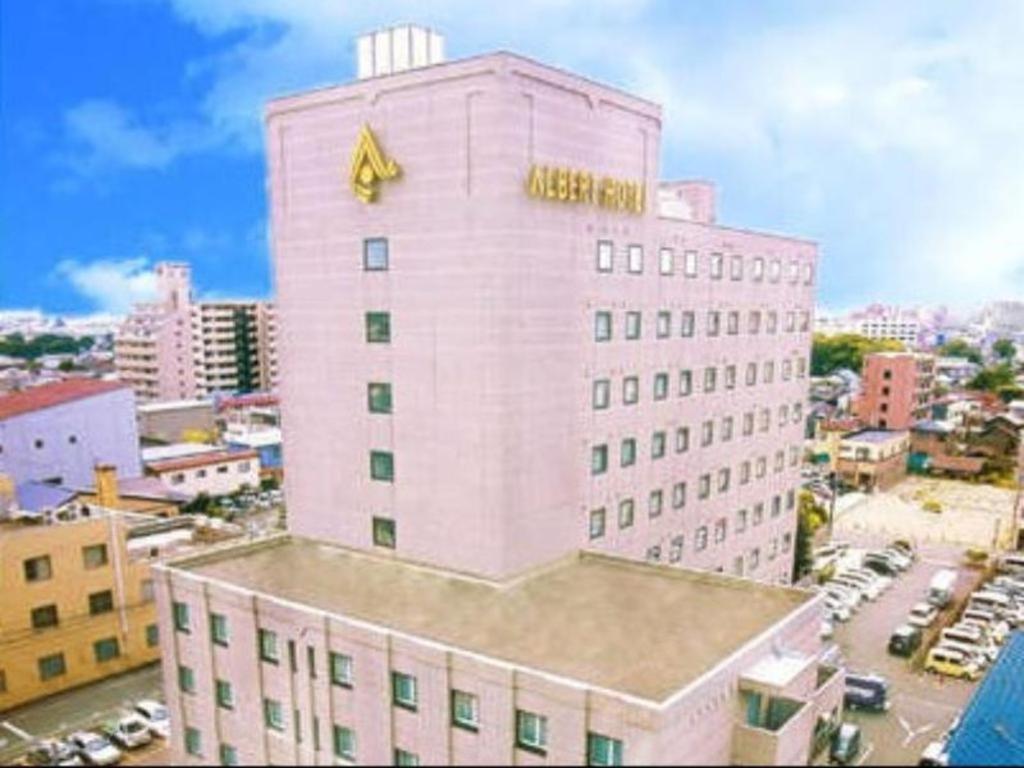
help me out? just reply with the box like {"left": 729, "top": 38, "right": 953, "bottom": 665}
{"left": 350, "top": 125, "right": 400, "bottom": 203}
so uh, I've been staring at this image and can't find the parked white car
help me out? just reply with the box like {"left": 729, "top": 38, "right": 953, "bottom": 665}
{"left": 824, "top": 597, "right": 852, "bottom": 623}
{"left": 68, "top": 732, "right": 122, "bottom": 766}
{"left": 106, "top": 714, "right": 152, "bottom": 750}
{"left": 835, "top": 571, "right": 883, "bottom": 600}
{"left": 908, "top": 602, "right": 940, "bottom": 628}
{"left": 134, "top": 700, "right": 170, "bottom": 740}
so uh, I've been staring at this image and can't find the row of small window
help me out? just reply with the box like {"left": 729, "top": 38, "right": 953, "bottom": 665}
{"left": 22, "top": 544, "right": 108, "bottom": 583}
{"left": 589, "top": 489, "right": 797, "bottom": 540}
{"left": 594, "top": 240, "right": 814, "bottom": 285}
{"left": 168, "top": 462, "right": 252, "bottom": 485}
{"left": 10, "top": 434, "right": 80, "bottom": 452}
{"left": 594, "top": 364, "right": 807, "bottom": 407}
{"left": 179, "top": 669, "right": 621, "bottom": 766}
{"left": 648, "top": 535, "right": 793, "bottom": 574}
{"left": 591, "top": 426, "right": 803, "bottom": 474}
{"left": 28, "top": 588, "right": 126, "bottom": 630}
{"left": 29, "top": 626, "right": 159, "bottom": 684}
{"left": 593, "top": 308, "right": 811, "bottom": 342}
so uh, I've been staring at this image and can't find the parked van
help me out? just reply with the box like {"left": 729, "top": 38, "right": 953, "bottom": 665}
{"left": 928, "top": 569, "right": 958, "bottom": 608}
{"left": 843, "top": 673, "right": 890, "bottom": 712}
{"left": 888, "top": 624, "right": 923, "bottom": 657}
{"left": 924, "top": 648, "right": 980, "bottom": 680}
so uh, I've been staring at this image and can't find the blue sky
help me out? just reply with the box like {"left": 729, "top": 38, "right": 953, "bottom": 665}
{"left": 2, "top": 0, "right": 1023, "bottom": 316}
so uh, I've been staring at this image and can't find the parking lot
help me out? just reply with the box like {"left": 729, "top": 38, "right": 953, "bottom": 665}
{"left": 830, "top": 537, "right": 983, "bottom": 765}
{"left": 0, "top": 664, "right": 167, "bottom": 766}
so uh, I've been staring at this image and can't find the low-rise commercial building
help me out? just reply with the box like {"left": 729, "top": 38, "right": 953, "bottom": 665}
{"left": 0, "top": 379, "right": 142, "bottom": 487}
{"left": 156, "top": 536, "right": 842, "bottom": 766}
{"left": 138, "top": 398, "right": 217, "bottom": 445}
{"left": 836, "top": 430, "right": 910, "bottom": 492}
{"left": 146, "top": 449, "right": 261, "bottom": 498}
{"left": 0, "top": 504, "right": 236, "bottom": 711}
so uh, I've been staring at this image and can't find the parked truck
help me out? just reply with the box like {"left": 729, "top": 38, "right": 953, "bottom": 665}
{"left": 928, "top": 569, "right": 958, "bottom": 608}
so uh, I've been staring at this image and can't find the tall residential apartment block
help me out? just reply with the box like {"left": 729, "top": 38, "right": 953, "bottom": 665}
{"left": 856, "top": 352, "right": 936, "bottom": 430}
{"left": 115, "top": 263, "right": 278, "bottom": 403}
{"left": 155, "top": 33, "right": 834, "bottom": 767}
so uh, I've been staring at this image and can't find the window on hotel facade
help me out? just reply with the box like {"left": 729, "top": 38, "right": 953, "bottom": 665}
{"left": 798, "top": 357, "right": 807, "bottom": 378}
{"left": 749, "top": 548, "right": 761, "bottom": 570}
{"left": 625, "top": 311, "right": 642, "bottom": 340}
{"left": 618, "top": 499, "right": 635, "bottom": 529}
{"left": 714, "top": 518, "right": 728, "bottom": 544}
{"left": 710, "top": 253, "right": 724, "bottom": 279}
{"left": 258, "top": 629, "right": 279, "bottom": 664}
{"left": 767, "top": 312, "right": 778, "bottom": 334}
{"left": 749, "top": 311, "right": 762, "bottom": 334}
{"left": 210, "top": 613, "right": 229, "bottom": 647}
{"left": 24, "top": 555, "right": 52, "bottom": 583}
{"left": 31, "top": 604, "right": 59, "bottom": 630}
{"left": 649, "top": 489, "right": 663, "bottom": 518}
{"left": 759, "top": 408, "right": 771, "bottom": 432}
{"left": 679, "top": 370, "right": 693, "bottom": 396}
{"left": 722, "top": 416, "right": 734, "bottom": 442}
{"left": 751, "top": 257, "right": 764, "bottom": 281}
{"left": 803, "top": 263, "right": 814, "bottom": 284}
{"left": 368, "top": 382, "right": 393, "bottom": 414}
{"left": 392, "top": 672, "right": 418, "bottom": 710}
{"left": 772, "top": 495, "right": 782, "bottom": 517}
{"left": 334, "top": 726, "right": 356, "bottom": 762}
{"left": 370, "top": 451, "right": 394, "bottom": 482}
{"left": 736, "top": 508, "right": 749, "bottom": 533}
{"left": 669, "top": 536, "right": 684, "bottom": 563}
{"left": 593, "top": 379, "right": 610, "bottom": 410}
{"left": 172, "top": 601, "right": 190, "bottom": 633}
{"left": 725, "top": 365, "right": 737, "bottom": 390}
{"left": 651, "top": 431, "right": 666, "bottom": 460}
{"left": 185, "top": 728, "right": 202, "bottom": 758}
{"left": 395, "top": 749, "right": 420, "bottom": 766}
{"left": 718, "top": 468, "right": 731, "bottom": 493}
{"left": 680, "top": 311, "right": 695, "bottom": 338}
{"left": 707, "top": 311, "right": 721, "bottom": 336}
{"left": 451, "top": 690, "right": 479, "bottom": 730}
{"left": 698, "top": 474, "right": 711, "bottom": 500}
{"left": 656, "top": 311, "right": 671, "bottom": 338}
{"left": 659, "top": 247, "right": 674, "bottom": 275}
{"left": 216, "top": 679, "right": 234, "bottom": 710}
{"left": 596, "top": 240, "right": 613, "bottom": 272}
{"left": 730, "top": 255, "right": 744, "bottom": 281}
{"left": 701, "top": 420, "right": 714, "bottom": 447}
{"left": 786, "top": 311, "right": 796, "bottom": 332}
{"left": 82, "top": 544, "right": 108, "bottom": 570}
{"left": 782, "top": 359, "right": 793, "bottom": 381}
{"left": 801, "top": 311, "right": 811, "bottom": 332}
{"left": 595, "top": 311, "right": 612, "bottom": 342}
{"left": 769, "top": 259, "right": 781, "bottom": 282}
{"left": 591, "top": 445, "right": 608, "bottom": 475}
{"left": 170, "top": 473, "right": 185, "bottom": 485}
{"left": 89, "top": 590, "right": 113, "bottom": 616}
{"left": 740, "top": 461, "right": 751, "bottom": 485}
{"left": 587, "top": 733, "right": 624, "bottom": 767}
{"left": 727, "top": 311, "right": 739, "bottom": 335}
{"left": 756, "top": 457, "right": 767, "bottom": 478}
{"left": 753, "top": 502, "right": 765, "bottom": 525}
{"left": 263, "top": 698, "right": 284, "bottom": 731}
{"left": 676, "top": 427, "right": 690, "bottom": 453}
{"left": 695, "top": 526, "right": 709, "bottom": 551}
{"left": 365, "top": 312, "right": 391, "bottom": 343}
{"left": 653, "top": 373, "right": 669, "bottom": 401}
{"left": 623, "top": 376, "right": 639, "bottom": 405}
{"left": 745, "top": 363, "right": 757, "bottom": 386}
{"left": 673, "top": 482, "right": 687, "bottom": 509}
{"left": 363, "top": 238, "right": 389, "bottom": 271}
{"left": 330, "top": 652, "right": 354, "bottom": 687}
{"left": 178, "top": 664, "right": 195, "bottom": 694}
{"left": 220, "top": 744, "right": 239, "bottom": 766}
{"left": 146, "top": 624, "right": 159, "bottom": 647}
{"left": 589, "top": 508, "right": 606, "bottom": 539}
{"left": 627, "top": 245, "right": 643, "bottom": 274}
{"left": 620, "top": 438, "right": 637, "bottom": 468}
{"left": 516, "top": 711, "right": 548, "bottom": 754}
{"left": 783, "top": 533, "right": 793, "bottom": 553}
{"left": 372, "top": 517, "right": 396, "bottom": 549}
{"left": 789, "top": 260, "right": 800, "bottom": 283}
{"left": 743, "top": 412, "right": 755, "bottom": 436}
{"left": 704, "top": 367, "right": 717, "bottom": 393}
{"left": 684, "top": 250, "right": 698, "bottom": 277}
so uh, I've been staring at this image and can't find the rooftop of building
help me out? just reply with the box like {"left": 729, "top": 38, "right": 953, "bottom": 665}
{"left": 842, "top": 429, "right": 909, "bottom": 444}
{"left": 947, "top": 631, "right": 1024, "bottom": 766}
{"left": 0, "top": 379, "right": 129, "bottom": 421}
{"left": 146, "top": 447, "right": 259, "bottom": 473}
{"left": 137, "top": 398, "right": 213, "bottom": 414}
{"left": 171, "top": 536, "right": 815, "bottom": 703}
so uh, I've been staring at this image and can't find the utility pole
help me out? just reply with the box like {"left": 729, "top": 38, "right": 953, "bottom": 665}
{"left": 827, "top": 470, "right": 838, "bottom": 540}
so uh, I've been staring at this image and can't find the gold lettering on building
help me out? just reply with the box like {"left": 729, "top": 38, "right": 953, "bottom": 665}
{"left": 350, "top": 124, "right": 400, "bottom": 203}
{"left": 525, "top": 164, "right": 644, "bottom": 214}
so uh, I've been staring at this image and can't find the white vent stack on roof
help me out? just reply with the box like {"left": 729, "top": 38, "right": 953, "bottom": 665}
{"left": 357, "top": 25, "right": 445, "bottom": 80}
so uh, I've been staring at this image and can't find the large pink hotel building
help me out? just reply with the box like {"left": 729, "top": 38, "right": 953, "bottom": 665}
{"left": 156, "top": 31, "right": 837, "bottom": 767}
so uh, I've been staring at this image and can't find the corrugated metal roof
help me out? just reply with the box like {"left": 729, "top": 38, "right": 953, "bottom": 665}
{"left": 948, "top": 630, "right": 1024, "bottom": 766}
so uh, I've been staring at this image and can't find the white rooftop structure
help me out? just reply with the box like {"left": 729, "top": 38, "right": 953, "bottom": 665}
{"left": 356, "top": 24, "right": 445, "bottom": 80}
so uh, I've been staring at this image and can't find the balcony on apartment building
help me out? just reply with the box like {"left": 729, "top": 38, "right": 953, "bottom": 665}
{"left": 732, "top": 654, "right": 844, "bottom": 766}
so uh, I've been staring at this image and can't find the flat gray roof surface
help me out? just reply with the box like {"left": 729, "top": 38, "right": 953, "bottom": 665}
{"left": 182, "top": 537, "right": 813, "bottom": 702}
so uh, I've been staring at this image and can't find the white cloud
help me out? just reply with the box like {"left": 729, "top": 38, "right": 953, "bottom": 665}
{"left": 53, "top": 257, "right": 158, "bottom": 313}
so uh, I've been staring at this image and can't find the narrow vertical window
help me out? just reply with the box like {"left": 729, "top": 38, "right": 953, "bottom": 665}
{"left": 363, "top": 238, "right": 389, "bottom": 271}
{"left": 596, "top": 240, "right": 614, "bottom": 272}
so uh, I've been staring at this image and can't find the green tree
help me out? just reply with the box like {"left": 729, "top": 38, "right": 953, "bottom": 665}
{"left": 938, "top": 338, "right": 983, "bottom": 365}
{"left": 969, "top": 363, "right": 1023, "bottom": 403}
{"left": 811, "top": 333, "right": 904, "bottom": 376}
{"left": 992, "top": 338, "right": 1016, "bottom": 361}
{"left": 792, "top": 491, "right": 828, "bottom": 581}
{"left": 57, "top": 359, "right": 76, "bottom": 372}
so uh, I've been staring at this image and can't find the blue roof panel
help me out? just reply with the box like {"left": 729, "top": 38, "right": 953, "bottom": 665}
{"left": 948, "top": 630, "right": 1024, "bottom": 766}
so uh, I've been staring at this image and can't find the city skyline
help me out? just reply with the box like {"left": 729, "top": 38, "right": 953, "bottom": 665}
{"left": 3, "top": 1, "right": 1024, "bottom": 315}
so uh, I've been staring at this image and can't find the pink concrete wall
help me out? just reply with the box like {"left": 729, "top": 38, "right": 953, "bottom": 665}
{"left": 267, "top": 51, "right": 816, "bottom": 581}
{"left": 857, "top": 354, "right": 930, "bottom": 430}
{"left": 155, "top": 564, "right": 830, "bottom": 766}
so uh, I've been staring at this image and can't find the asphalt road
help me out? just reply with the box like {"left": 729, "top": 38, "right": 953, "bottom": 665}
{"left": 0, "top": 664, "right": 163, "bottom": 766}
{"left": 832, "top": 537, "right": 983, "bottom": 766}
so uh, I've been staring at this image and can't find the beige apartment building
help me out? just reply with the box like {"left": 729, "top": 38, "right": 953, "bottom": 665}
{"left": 115, "top": 263, "right": 278, "bottom": 403}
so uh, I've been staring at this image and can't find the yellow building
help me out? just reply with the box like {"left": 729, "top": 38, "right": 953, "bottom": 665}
{"left": 0, "top": 487, "right": 233, "bottom": 711}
